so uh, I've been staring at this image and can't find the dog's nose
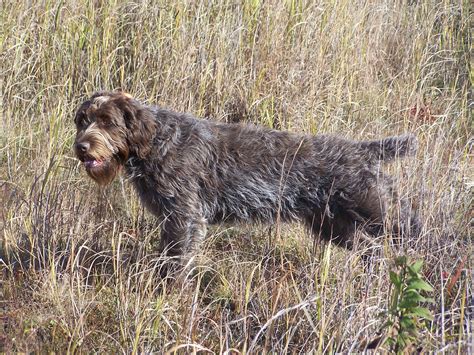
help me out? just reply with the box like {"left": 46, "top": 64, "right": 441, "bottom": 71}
{"left": 75, "top": 142, "right": 90, "bottom": 153}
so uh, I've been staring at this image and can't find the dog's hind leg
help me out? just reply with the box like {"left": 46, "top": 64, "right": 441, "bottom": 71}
{"left": 308, "top": 208, "right": 358, "bottom": 250}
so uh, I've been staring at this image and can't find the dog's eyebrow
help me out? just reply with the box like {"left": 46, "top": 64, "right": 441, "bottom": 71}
{"left": 93, "top": 96, "right": 111, "bottom": 107}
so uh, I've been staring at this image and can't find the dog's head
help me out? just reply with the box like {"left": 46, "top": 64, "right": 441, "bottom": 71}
{"left": 73, "top": 91, "right": 157, "bottom": 185}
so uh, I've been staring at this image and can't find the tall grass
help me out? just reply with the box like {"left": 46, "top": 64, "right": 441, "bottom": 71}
{"left": 1, "top": 0, "right": 471, "bottom": 352}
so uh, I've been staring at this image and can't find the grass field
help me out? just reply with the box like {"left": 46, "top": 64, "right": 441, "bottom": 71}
{"left": 1, "top": 0, "right": 472, "bottom": 352}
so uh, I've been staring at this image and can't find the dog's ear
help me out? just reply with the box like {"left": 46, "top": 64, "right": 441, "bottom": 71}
{"left": 114, "top": 95, "right": 157, "bottom": 159}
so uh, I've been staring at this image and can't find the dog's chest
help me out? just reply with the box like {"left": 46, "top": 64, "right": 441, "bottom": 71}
{"left": 130, "top": 175, "right": 166, "bottom": 217}
{"left": 126, "top": 161, "right": 171, "bottom": 217}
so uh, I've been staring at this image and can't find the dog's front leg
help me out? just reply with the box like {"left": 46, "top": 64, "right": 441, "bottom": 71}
{"left": 159, "top": 207, "right": 207, "bottom": 271}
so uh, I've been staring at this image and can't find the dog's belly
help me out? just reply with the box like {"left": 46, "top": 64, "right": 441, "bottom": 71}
{"left": 204, "top": 185, "right": 316, "bottom": 225}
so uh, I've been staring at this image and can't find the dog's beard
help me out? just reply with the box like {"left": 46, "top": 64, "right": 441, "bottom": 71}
{"left": 85, "top": 157, "right": 121, "bottom": 185}
{"left": 75, "top": 125, "right": 127, "bottom": 186}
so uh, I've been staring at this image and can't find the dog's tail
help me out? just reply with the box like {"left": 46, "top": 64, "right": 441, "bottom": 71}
{"left": 360, "top": 134, "right": 417, "bottom": 162}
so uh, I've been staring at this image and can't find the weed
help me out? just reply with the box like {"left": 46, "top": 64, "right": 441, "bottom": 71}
{"left": 383, "top": 257, "right": 434, "bottom": 353}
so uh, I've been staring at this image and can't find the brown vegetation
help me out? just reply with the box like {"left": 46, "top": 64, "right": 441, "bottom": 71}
{"left": 1, "top": 0, "right": 471, "bottom": 352}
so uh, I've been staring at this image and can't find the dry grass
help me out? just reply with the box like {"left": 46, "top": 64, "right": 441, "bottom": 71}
{"left": 0, "top": 0, "right": 472, "bottom": 353}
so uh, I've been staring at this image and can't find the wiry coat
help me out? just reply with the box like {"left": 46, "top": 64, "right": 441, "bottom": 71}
{"left": 74, "top": 91, "right": 418, "bottom": 263}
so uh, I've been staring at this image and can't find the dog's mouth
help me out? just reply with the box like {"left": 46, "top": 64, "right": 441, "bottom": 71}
{"left": 83, "top": 158, "right": 107, "bottom": 170}
{"left": 80, "top": 156, "right": 120, "bottom": 186}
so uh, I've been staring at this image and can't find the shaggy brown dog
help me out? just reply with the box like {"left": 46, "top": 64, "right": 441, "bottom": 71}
{"left": 74, "top": 91, "right": 419, "bottom": 265}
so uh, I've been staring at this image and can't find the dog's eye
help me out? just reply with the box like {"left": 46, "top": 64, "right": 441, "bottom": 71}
{"left": 96, "top": 119, "right": 111, "bottom": 128}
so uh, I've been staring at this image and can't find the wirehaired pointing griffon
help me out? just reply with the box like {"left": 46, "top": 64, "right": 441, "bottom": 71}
{"left": 74, "top": 91, "right": 419, "bottom": 266}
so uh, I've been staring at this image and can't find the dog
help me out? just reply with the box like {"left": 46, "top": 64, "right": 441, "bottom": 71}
{"left": 74, "top": 90, "right": 419, "bottom": 266}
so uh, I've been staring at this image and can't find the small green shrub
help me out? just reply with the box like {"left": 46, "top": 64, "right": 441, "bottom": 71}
{"left": 383, "top": 256, "right": 434, "bottom": 353}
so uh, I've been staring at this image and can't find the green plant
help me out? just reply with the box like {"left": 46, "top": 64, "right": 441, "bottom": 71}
{"left": 383, "top": 256, "right": 434, "bottom": 353}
